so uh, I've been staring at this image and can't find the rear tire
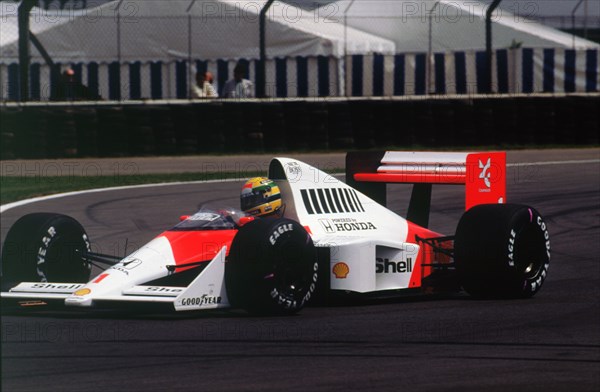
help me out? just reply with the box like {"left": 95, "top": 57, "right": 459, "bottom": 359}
{"left": 1, "top": 213, "right": 92, "bottom": 291}
{"left": 226, "top": 218, "right": 318, "bottom": 315}
{"left": 454, "top": 204, "right": 550, "bottom": 298}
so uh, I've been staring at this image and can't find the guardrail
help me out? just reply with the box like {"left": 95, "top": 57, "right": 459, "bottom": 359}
{"left": 1, "top": 94, "right": 598, "bottom": 159}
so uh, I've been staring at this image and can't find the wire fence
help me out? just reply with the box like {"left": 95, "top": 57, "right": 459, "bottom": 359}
{"left": 1, "top": 1, "right": 599, "bottom": 101}
{"left": 533, "top": 15, "right": 600, "bottom": 31}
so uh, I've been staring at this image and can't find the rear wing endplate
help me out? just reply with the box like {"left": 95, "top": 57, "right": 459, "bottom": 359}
{"left": 346, "top": 151, "right": 506, "bottom": 227}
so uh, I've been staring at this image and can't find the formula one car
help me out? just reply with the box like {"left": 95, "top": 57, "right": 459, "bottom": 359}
{"left": 0, "top": 152, "right": 551, "bottom": 315}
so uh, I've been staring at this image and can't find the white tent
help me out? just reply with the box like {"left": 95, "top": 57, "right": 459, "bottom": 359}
{"left": 0, "top": 0, "right": 395, "bottom": 64}
{"left": 1, "top": 0, "right": 597, "bottom": 99}
{"left": 337, "top": 0, "right": 599, "bottom": 52}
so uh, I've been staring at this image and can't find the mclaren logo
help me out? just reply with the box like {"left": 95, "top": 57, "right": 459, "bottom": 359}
{"left": 112, "top": 258, "right": 142, "bottom": 275}
{"left": 121, "top": 258, "right": 142, "bottom": 269}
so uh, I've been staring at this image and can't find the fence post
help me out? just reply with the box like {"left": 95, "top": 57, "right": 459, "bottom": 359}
{"left": 18, "top": 0, "right": 36, "bottom": 101}
{"left": 485, "top": 0, "right": 502, "bottom": 93}
{"left": 115, "top": 0, "right": 124, "bottom": 101}
{"left": 427, "top": 1, "right": 441, "bottom": 95}
{"left": 571, "top": 0, "right": 585, "bottom": 49}
{"left": 343, "top": 0, "right": 356, "bottom": 97}
{"left": 188, "top": 14, "right": 193, "bottom": 99}
{"left": 258, "top": 0, "right": 275, "bottom": 98}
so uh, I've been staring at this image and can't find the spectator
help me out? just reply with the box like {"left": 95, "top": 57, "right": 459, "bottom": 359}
{"left": 222, "top": 63, "right": 254, "bottom": 98}
{"left": 51, "top": 67, "right": 100, "bottom": 101}
{"left": 192, "top": 71, "right": 218, "bottom": 98}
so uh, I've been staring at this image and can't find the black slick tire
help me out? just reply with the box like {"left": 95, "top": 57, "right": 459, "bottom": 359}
{"left": 454, "top": 204, "right": 551, "bottom": 299}
{"left": 226, "top": 218, "right": 318, "bottom": 315}
{"left": 1, "top": 213, "right": 92, "bottom": 291}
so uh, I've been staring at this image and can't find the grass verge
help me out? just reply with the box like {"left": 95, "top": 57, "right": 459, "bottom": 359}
{"left": 0, "top": 171, "right": 269, "bottom": 205}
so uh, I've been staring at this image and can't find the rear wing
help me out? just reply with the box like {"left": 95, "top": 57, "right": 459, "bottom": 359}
{"left": 346, "top": 151, "right": 506, "bottom": 228}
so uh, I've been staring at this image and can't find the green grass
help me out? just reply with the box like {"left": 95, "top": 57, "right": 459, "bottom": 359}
{"left": 1, "top": 171, "right": 267, "bottom": 205}
{"left": 1, "top": 169, "right": 347, "bottom": 204}
{"left": 4, "top": 144, "right": 595, "bottom": 204}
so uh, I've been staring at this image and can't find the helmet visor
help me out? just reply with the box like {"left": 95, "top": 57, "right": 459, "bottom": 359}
{"left": 240, "top": 189, "right": 281, "bottom": 211}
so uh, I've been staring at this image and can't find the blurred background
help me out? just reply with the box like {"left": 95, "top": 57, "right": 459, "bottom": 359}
{"left": 0, "top": 1, "right": 598, "bottom": 159}
{"left": 1, "top": 0, "right": 598, "bottom": 100}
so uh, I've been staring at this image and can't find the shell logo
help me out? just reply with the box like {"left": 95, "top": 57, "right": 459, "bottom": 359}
{"left": 73, "top": 288, "right": 91, "bottom": 296}
{"left": 332, "top": 262, "right": 350, "bottom": 279}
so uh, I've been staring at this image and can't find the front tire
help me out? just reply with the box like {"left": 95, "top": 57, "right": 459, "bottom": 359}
{"left": 226, "top": 218, "right": 318, "bottom": 315}
{"left": 454, "top": 204, "right": 550, "bottom": 298}
{"left": 1, "top": 213, "right": 92, "bottom": 291}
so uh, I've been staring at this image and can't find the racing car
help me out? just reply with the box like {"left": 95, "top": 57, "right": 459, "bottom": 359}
{"left": 0, "top": 151, "right": 551, "bottom": 315}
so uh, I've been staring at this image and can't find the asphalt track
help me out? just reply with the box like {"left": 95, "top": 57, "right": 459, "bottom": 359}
{"left": 1, "top": 149, "right": 599, "bottom": 391}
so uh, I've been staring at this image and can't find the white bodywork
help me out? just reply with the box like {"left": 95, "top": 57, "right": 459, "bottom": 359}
{"left": 2, "top": 157, "right": 429, "bottom": 310}
{"left": 4, "top": 245, "right": 231, "bottom": 311}
{"left": 271, "top": 158, "right": 419, "bottom": 293}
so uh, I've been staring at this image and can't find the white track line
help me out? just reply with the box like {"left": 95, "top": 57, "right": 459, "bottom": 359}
{"left": 2, "top": 159, "right": 599, "bottom": 214}
{"left": 507, "top": 159, "right": 600, "bottom": 167}
{"left": 0, "top": 178, "right": 246, "bottom": 214}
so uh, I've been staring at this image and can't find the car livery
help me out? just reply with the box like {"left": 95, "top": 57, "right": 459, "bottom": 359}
{"left": 0, "top": 151, "right": 551, "bottom": 315}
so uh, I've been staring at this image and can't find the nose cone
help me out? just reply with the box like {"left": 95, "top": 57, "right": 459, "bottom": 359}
{"left": 65, "top": 237, "right": 176, "bottom": 307}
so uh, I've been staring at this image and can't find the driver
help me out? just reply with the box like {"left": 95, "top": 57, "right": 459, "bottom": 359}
{"left": 240, "top": 177, "right": 283, "bottom": 217}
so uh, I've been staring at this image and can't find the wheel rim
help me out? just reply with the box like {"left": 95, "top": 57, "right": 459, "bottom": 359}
{"left": 273, "top": 255, "right": 309, "bottom": 299}
{"left": 514, "top": 224, "right": 547, "bottom": 280}
{"left": 44, "top": 231, "right": 89, "bottom": 282}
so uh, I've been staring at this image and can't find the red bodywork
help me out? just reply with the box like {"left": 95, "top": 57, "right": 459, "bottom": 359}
{"left": 405, "top": 222, "right": 451, "bottom": 288}
{"left": 159, "top": 230, "right": 238, "bottom": 272}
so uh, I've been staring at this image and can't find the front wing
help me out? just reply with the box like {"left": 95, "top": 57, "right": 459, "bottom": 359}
{"left": 1, "top": 247, "right": 230, "bottom": 312}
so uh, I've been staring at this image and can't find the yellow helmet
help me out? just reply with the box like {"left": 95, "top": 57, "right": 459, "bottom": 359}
{"left": 240, "top": 177, "right": 282, "bottom": 217}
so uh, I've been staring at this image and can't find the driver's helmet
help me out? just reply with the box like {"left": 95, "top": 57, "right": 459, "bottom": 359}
{"left": 240, "top": 177, "right": 282, "bottom": 217}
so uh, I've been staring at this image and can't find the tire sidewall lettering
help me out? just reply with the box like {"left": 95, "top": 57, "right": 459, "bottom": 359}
{"left": 525, "top": 214, "right": 550, "bottom": 293}
{"left": 268, "top": 261, "right": 318, "bottom": 311}
{"left": 269, "top": 223, "right": 294, "bottom": 246}
{"left": 456, "top": 204, "right": 551, "bottom": 299}
{"left": 507, "top": 229, "right": 517, "bottom": 267}
{"left": 226, "top": 217, "right": 318, "bottom": 315}
{"left": 516, "top": 212, "right": 550, "bottom": 294}
{"left": 36, "top": 222, "right": 91, "bottom": 282}
{"left": 267, "top": 223, "right": 317, "bottom": 311}
{"left": 300, "top": 262, "right": 319, "bottom": 307}
{"left": 36, "top": 226, "right": 57, "bottom": 282}
{"left": 536, "top": 215, "right": 551, "bottom": 260}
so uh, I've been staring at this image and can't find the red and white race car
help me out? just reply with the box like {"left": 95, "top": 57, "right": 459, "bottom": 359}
{"left": 0, "top": 152, "right": 551, "bottom": 315}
